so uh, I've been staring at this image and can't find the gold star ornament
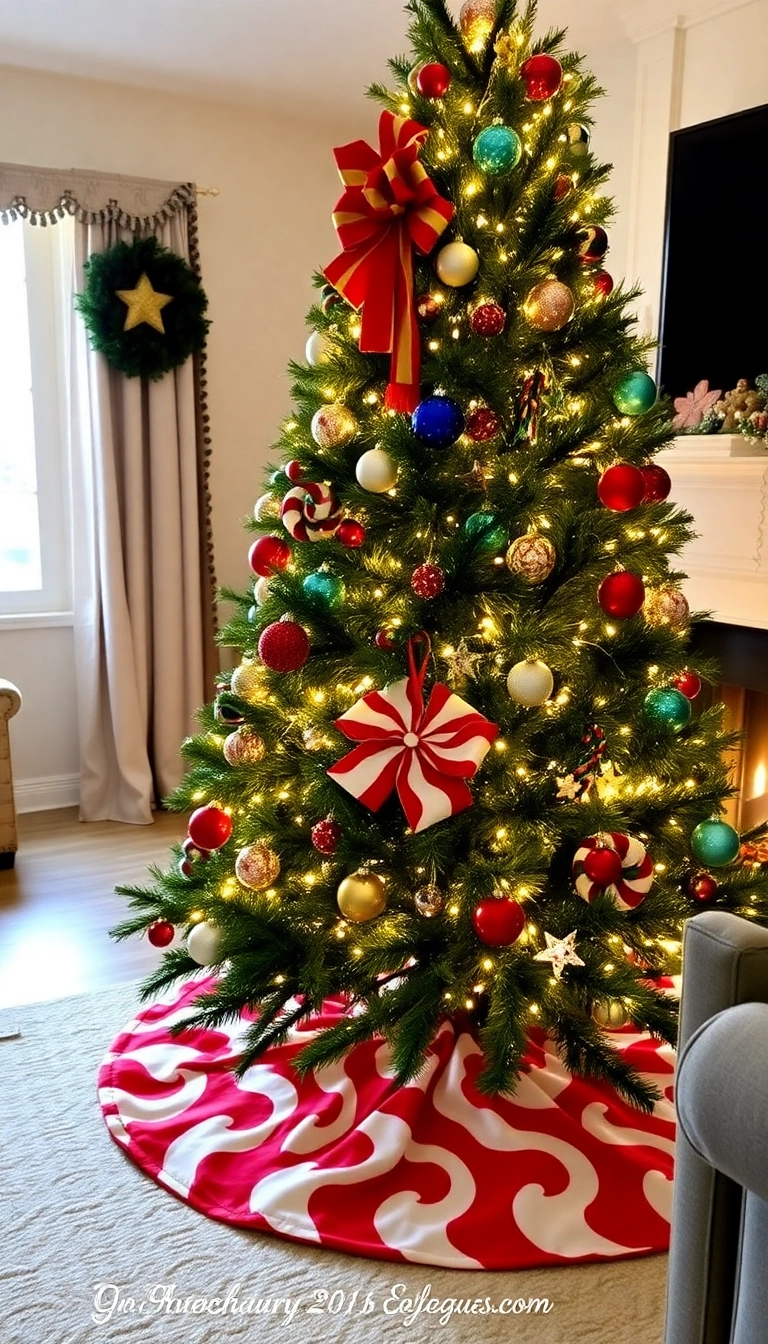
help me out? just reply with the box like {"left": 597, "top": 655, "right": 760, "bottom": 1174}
{"left": 115, "top": 272, "right": 174, "bottom": 333}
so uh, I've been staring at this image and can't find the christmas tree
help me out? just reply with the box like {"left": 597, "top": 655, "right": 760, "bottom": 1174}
{"left": 114, "top": 0, "right": 768, "bottom": 1110}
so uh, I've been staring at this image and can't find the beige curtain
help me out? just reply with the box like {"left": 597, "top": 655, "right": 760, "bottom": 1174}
{"left": 0, "top": 165, "right": 217, "bottom": 824}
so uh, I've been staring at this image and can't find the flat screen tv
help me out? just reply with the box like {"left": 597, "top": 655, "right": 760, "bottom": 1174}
{"left": 658, "top": 103, "right": 768, "bottom": 402}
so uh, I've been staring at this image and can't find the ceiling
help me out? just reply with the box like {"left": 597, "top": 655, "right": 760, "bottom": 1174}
{"left": 0, "top": 0, "right": 632, "bottom": 119}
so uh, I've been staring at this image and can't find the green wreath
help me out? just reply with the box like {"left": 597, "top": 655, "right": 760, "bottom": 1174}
{"left": 76, "top": 236, "right": 210, "bottom": 380}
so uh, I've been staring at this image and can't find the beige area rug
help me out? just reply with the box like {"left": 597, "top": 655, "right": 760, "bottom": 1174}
{"left": 1, "top": 984, "right": 669, "bottom": 1344}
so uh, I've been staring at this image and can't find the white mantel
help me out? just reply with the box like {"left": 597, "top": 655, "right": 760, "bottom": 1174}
{"left": 656, "top": 436, "right": 768, "bottom": 631}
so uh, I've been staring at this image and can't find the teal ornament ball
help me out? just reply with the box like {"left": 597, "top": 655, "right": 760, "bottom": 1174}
{"left": 613, "top": 370, "right": 657, "bottom": 416}
{"left": 644, "top": 687, "right": 692, "bottom": 732}
{"left": 691, "top": 819, "right": 741, "bottom": 868}
{"left": 302, "top": 570, "right": 345, "bottom": 608}
{"left": 472, "top": 125, "right": 522, "bottom": 176}
{"left": 464, "top": 511, "right": 507, "bottom": 551}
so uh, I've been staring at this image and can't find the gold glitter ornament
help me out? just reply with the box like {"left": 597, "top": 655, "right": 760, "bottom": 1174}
{"left": 235, "top": 843, "right": 280, "bottom": 890}
{"left": 592, "top": 999, "right": 632, "bottom": 1029}
{"left": 223, "top": 727, "right": 266, "bottom": 767}
{"left": 459, "top": 0, "right": 497, "bottom": 52}
{"left": 524, "top": 280, "right": 575, "bottom": 332}
{"left": 644, "top": 586, "right": 690, "bottom": 630}
{"left": 414, "top": 884, "right": 444, "bottom": 918}
{"left": 230, "top": 662, "right": 267, "bottom": 704}
{"left": 311, "top": 402, "right": 358, "bottom": 449}
{"left": 506, "top": 534, "right": 556, "bottom": 584}
{"left": 337, "top": 871, "right": 387, "bottom": 923}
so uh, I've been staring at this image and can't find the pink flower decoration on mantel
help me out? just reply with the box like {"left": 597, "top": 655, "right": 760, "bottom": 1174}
{"left": 672, "top": 379, "right": 722, "bottom": 430}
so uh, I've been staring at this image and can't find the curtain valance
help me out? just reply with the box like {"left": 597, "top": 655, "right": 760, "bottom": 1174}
{"left": 0, "top": 163, "right": 195, "bottom": 229}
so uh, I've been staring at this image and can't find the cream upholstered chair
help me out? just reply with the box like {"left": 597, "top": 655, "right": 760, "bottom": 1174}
{"left": 0, "top": 678, "right": 22, "bottom": 869}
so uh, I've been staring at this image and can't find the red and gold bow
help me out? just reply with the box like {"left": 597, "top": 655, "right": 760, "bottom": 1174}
{"left": 323, "top": 111, "right": 454, "bottom": 413}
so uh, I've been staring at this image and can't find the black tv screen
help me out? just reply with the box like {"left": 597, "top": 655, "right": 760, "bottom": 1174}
{"left": 658, "top": 103, "right": 768, "bottom": 403}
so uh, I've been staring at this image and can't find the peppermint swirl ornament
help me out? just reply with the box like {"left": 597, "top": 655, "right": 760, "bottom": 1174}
{"left": 572, "top": 832, "right": 653, "bottom": 911}
{"left": 281, "top": 481, "right": 343, "bottom": 542}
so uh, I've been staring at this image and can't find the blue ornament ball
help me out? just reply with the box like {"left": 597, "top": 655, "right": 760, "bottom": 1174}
{"left": 613, "top": 370, "right": 657, "bottom": 416}
{"left": 691, "top": 819, "right": 741, "bottom": 868}
{"left": 643, "top": 687, "right": 692, "bottom": 732}
{"left": 464, "top": 512, "right": 507, "bottom": 551}
{"left": 412, "top": 395, "right": 465, "bottom": 447}
{"left": 302, "top": 570, "right": 346, "bottom": 609}
{"left": 472, "top": 125, "right": 523, "bottom": 176}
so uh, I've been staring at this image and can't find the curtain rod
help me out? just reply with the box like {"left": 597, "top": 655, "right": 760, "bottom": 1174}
{"left": 196, "top": 186, "right": 219, "bottom": 196}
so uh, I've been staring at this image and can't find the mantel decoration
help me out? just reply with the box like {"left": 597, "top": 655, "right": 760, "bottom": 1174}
{"left": 76, "top": 235, "right": 210, "bottom": 380}
{"left": 673, "top": 375, "right": 768, "bottom": 444}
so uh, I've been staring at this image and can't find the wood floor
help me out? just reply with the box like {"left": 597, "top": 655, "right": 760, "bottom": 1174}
{"left": 0, "top": 807, "right": 188, "bottom": 1008}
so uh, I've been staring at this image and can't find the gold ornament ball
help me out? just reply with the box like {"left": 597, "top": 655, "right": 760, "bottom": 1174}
{"left": 414, "top": 884, "right": 444, "bottom": 918}
{"left": 459, "top": 0, "right": 497, "bottom": 51}
{"left": 254, "top": 492, "right": 279, "bottom": 522}
{"left": 337, "top": 871, "right": 387, "bottom": 923}
{"left": 524, "top": 280, "right": 575, "bottom": 332}
{"left": 592, "top": 999, "right": 632, "bottom": 1029}
{"left": 235, "top": 843, "right": 281, "bottom": 890}
{"left": 506, "top": 534, "right": 556, "bottom": 584}
{"left": 645, "top": 586, "right": 690, "bottom": 630}
{"left": 311, "top": 402, "right": 358, "bottom": 450}
{"left": 231, "top": 661, "right": 266, "bottom": 704}
{"left": 435, "top": 241, "right": 480, "bottom": 288}
{"left": 223, "top": 727, "right": 266, "bottom": 767}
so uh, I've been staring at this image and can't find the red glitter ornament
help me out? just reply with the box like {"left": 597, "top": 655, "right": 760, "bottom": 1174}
{"left": 472, "top": 897, "right": 526, "bottom": 947}
{"left": 248, "top": 534, "right": 291, "bottom": 577}
{"left": 416, "top": 293, "right": 443, "bottom": 323}
{"left": 411, "top": 563, "right": 446, "bottom": 599}
{"left": 686, "top": 871, "right": 719, "bottom": 904}
{"left": 465, "top": 407, "right": 501, "bottom": 442}
{"left": 337, "top": 518, "right": 366, "bottom": 549}
{"left": 640, "top": 464, "right": 672, "bottom": 503}
{"left": 554, "top": 174, "right": 573, "bottom": 201}
{"left": 258, "top": 618, "right": 310, "bottom": 673}
{"left": 593, "top": 270, "right": 614, "bottom": 297}
{"left": 147, "top": 919, "right": 175, "bottom": 947}
{"left": 188, "top": 805, "right": 233, "bottom": 852}
{"left": 583, "top": 847, "right": 624, "bottom": 887}
{"left": 520, "top": 53, "right": 563, "bottom": 101}
{"left": 597, "top": 571, "right": 645, "bottom": 619}
{"left": 672, "top": 670, "right": 702, "bottom": 700}
{"left": 311, "top": 818, "right": 342, "bottom": 855}
{"left": 375, "top": 628, "right": 396, "bottom": 650}
{"left": 597, "top": 463, "right": 646, "bottom": 512}
{"left": 469, "top": 301, "right": 506, "bottom": 336}
{"left": 415, "top": 62, "right": 451, "bottom": 98}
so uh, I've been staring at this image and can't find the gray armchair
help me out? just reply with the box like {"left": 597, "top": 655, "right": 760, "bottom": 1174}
{"left": 664, "top": 910, "right": 768, "bottom": 1344}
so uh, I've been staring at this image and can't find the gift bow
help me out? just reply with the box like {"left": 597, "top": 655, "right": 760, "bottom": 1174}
{"left": 323, "top": 111, "right": 454, "bottom": 414}
{"left": 327, "top": 633, "right": 498, "bottom": 832}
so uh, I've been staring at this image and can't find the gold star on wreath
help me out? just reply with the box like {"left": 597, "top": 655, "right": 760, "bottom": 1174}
{"left": 115, "top": 272, "right": 174, "bottom": 333}
{"left": 534, "top": 930, "right": 586, "bottom": 981}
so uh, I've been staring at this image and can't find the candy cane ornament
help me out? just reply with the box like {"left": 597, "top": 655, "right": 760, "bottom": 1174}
{"left": 281, "top": 481, "right": 343, "bottom": 542}
{"left": 572, "top": 831, "right": 654, "bottom": 911}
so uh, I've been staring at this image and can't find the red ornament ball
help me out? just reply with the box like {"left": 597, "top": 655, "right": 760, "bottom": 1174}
{"left": 640, "top": 463, "right": 672, "bottom": 503}
{"left": 472, "top": 897, "right": 526, "bottom": 947}
{"left": 182, "top": 836, "right": 211, "bottom": 863}
{"left": 520, "top": 53, "right": 563, "bottom": 101}
{"left": 375, "top": 628, "right": 396, "bottom": 650}
{"left": 337, "top": 518, "right": 366, "bottom": 549}
{"left": 554, "top": 174, "right": 573, "bottom": 201}
{"left": 147, "top": 919, "right": 175, "bottom": 947}
{"left": 415, "top": 61, "right": 451, "bottom": 98}
{"left": 284, "top": 460, "right": 304, "bottom": 484}
{"left": 686, "top": 871, "right": 719, "bottom": 904}
{"left": 598, "top": 570, "right": 645, "bottom": 619}
{"left": 188, "top": 804, "right": 233, "bottom": 852}
{"left": 411, "top": 563, "right": 446, "bottom": 599}
{"left": 672, "top": 669, "right": 702, "bottom": 700}
{"left": 592, "top": 270, "right": 614, "bottom": 297}
{"left": 248, "top": 534, "right": 291, "bottom": 578}
{"left": 258, "top": 618, "right": 310, "bottom": 673}
{"left": 583, "top": 846, "right": 624, "bottom": 887}
{"left": 416, "top": 292, "right": 443, "bottom": 323}
{"left": 575, "top": 225, "right": 609, "bottom": 264}
{"left": 469, "top": 301, "right": 506, "bottom": 336}
{"left": 465, "top": 407, "right": 501, "bottom": 442}
{"left": 178, "top": 858, "right": 194, "bottom": 879}
{"left": 311, "top": 818, "right": 342, "bottom": 856}
{"left": 597, "top": 463, "right": 646, "bottom": 512}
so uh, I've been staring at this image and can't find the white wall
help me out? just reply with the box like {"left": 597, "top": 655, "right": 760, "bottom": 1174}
{"left": 680, "top": 0, "right": 768, "bottom": 128}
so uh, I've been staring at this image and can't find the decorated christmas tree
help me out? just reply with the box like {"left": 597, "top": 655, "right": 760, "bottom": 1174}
{"left": 114, "top": 0, "right": 768, "bottom": 1111}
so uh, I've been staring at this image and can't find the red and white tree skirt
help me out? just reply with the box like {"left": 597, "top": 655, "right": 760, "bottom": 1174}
{"left": 98, "top": 976, "right": 675, "bottom": 1270}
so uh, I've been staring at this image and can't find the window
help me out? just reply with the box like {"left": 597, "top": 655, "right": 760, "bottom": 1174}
{"left": 0, "top": 216, "right": 73, "bottom": 620}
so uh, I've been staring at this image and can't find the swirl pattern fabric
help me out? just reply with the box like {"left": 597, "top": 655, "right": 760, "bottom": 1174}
{"left": 98, "top": 977, "right": 675, "bottom": 1269}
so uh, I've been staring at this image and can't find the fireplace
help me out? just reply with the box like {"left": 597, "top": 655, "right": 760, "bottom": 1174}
{"left": 692, "top": 622, "right": 768, "bottom": 832}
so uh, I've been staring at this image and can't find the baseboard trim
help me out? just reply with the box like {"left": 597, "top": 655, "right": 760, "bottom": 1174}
{"left": 14, "top": 773, "right": 79, "bottom": 813}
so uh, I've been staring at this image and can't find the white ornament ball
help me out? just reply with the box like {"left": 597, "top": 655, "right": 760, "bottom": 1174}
{"left": 435, "top": 241, "right": 480, "bottom": 288}
{"left": 507, "top": 659, "right": 554, "bottom": 707}
{"left": 254, "top": 493, "right": 278, "bottom": 522}
{"left": 187, "top": 920, "right": 224, "bottom": 967}
{"left": 305, "top": 330, "right": 331, "bottom": 366}
{"left": 355, "top": 448, "right": 398, "bottom": 494}
{"left": 253, "top": 576, "right": 272, "bottom": 605}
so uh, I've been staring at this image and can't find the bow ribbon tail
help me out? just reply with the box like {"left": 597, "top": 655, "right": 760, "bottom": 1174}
{"left": 384, "top": 221, "right": 421, "bottom": 412}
